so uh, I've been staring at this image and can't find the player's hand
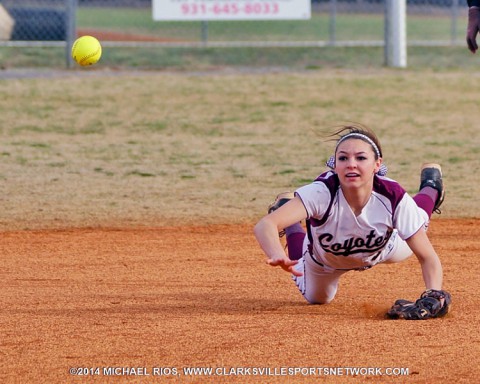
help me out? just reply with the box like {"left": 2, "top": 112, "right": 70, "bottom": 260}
{"left": 467, "top": 7, "right": 480, "bottom": 53}
{"left": 266, "top": 257, "right": 303, "bottom": 276}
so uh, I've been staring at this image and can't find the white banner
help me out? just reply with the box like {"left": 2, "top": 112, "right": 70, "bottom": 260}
{"left": 152, "top": 0, "right": 311, "bottom": 21}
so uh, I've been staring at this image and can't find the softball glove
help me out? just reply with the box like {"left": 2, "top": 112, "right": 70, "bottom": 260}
{"left": 386, "top": 289, "right": 451, "bottom": 320}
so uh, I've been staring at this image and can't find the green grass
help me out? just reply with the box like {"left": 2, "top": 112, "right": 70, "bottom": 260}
{"left": 1, "top": 45, "right": 478, "bottom": 71}
{"left": 0, "top": 7, "right": 478, "bottom": 230}
{"left": 0, "top": 69, "right": 478, "bottom": 231}
{"left": 76, "top": 7, "right": 464, "bottom": 42}
{"left": 0, "top": 6, "right": 471, "bottom": 71}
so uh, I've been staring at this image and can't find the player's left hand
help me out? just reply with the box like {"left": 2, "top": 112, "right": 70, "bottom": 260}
{"left": 266, "top": 257, "right": 303, "bottom": 277}
{"left": 467, "top": 7, "right": 480, "bottom": 53}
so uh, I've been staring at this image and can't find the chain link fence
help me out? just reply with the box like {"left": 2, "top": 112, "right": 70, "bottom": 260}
{"left": 1, "top": 0, "right": 68, "bottom": 41}
{"left": 0, "top": 0, "right": 470, "bottom": 65}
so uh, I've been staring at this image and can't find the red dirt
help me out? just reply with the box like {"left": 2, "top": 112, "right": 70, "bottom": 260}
{"left": 77, "top": 28, "right": 182, "bottom": 42}
{"left": 1, "top": 218, "right": 479, "bottom": 383}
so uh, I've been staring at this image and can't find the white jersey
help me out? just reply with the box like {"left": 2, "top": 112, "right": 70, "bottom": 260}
{"left": 295, "top": 171, "right": 426, "bottom": 270}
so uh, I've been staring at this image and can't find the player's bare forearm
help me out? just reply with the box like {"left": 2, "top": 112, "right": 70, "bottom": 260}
{"left": 406, "top": 229, "right": 443, "bottom": 290}
{"left": 417, "top": 254, "right": 443, "bottom": 291}
{"left": 254, "top": 217, "right": 303, "bottom": 276}
{"left": 254, "top": 217, "right": 288, "bottom": 262}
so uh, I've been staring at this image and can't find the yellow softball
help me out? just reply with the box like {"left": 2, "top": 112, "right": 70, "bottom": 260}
{"left": 71, "top": 36, "right": 102, "bottom": 66}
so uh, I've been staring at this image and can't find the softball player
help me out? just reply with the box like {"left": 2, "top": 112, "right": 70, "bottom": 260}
{"left": 254, "top": 124, "right": 450, "bottom": 318}
{"left": 467, "top": 0, "right": 480, "bottom": 53}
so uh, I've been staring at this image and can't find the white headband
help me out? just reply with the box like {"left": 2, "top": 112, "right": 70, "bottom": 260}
{"left": 336, "top": 133, "right": 381, "bottom": 159}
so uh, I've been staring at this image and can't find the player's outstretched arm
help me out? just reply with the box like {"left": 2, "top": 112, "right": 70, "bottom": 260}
{"left": 405, "top": 228, "right": 443, "bottom": 291}
{"left": 254, "top": 215, "right": 303, "bottom": 277}
{"left": 254, "top": 197, "right": 306, "bottom": 277}
{"left": 386, "top": 228, "right": 451, "bottom": 320}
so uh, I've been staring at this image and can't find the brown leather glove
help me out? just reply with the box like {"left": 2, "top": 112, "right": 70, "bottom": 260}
{"left": 467, "top": 7, "right": 480, "bottom": 53}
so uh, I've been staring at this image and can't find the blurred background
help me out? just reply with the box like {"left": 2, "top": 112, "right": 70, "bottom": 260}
{"left": 0, "top": 0, "right": 474, "bottom": 70}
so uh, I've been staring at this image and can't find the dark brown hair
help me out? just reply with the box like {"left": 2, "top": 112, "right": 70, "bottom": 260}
{"left": 330, "top": 123, "right": 383, "bottom": 159}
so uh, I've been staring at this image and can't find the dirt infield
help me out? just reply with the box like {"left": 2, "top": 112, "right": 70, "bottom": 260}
{"left": 1, "top": 218, "right": 479, "bottom": 383}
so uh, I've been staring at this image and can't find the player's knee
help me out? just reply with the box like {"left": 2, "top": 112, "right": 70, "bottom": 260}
{"left": 304, "top": 292, "right": 334, "bottom": 305}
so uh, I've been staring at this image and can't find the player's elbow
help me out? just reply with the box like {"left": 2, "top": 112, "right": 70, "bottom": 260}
{"left": 253, "top": 216, "right": 272, "bottom": 240}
